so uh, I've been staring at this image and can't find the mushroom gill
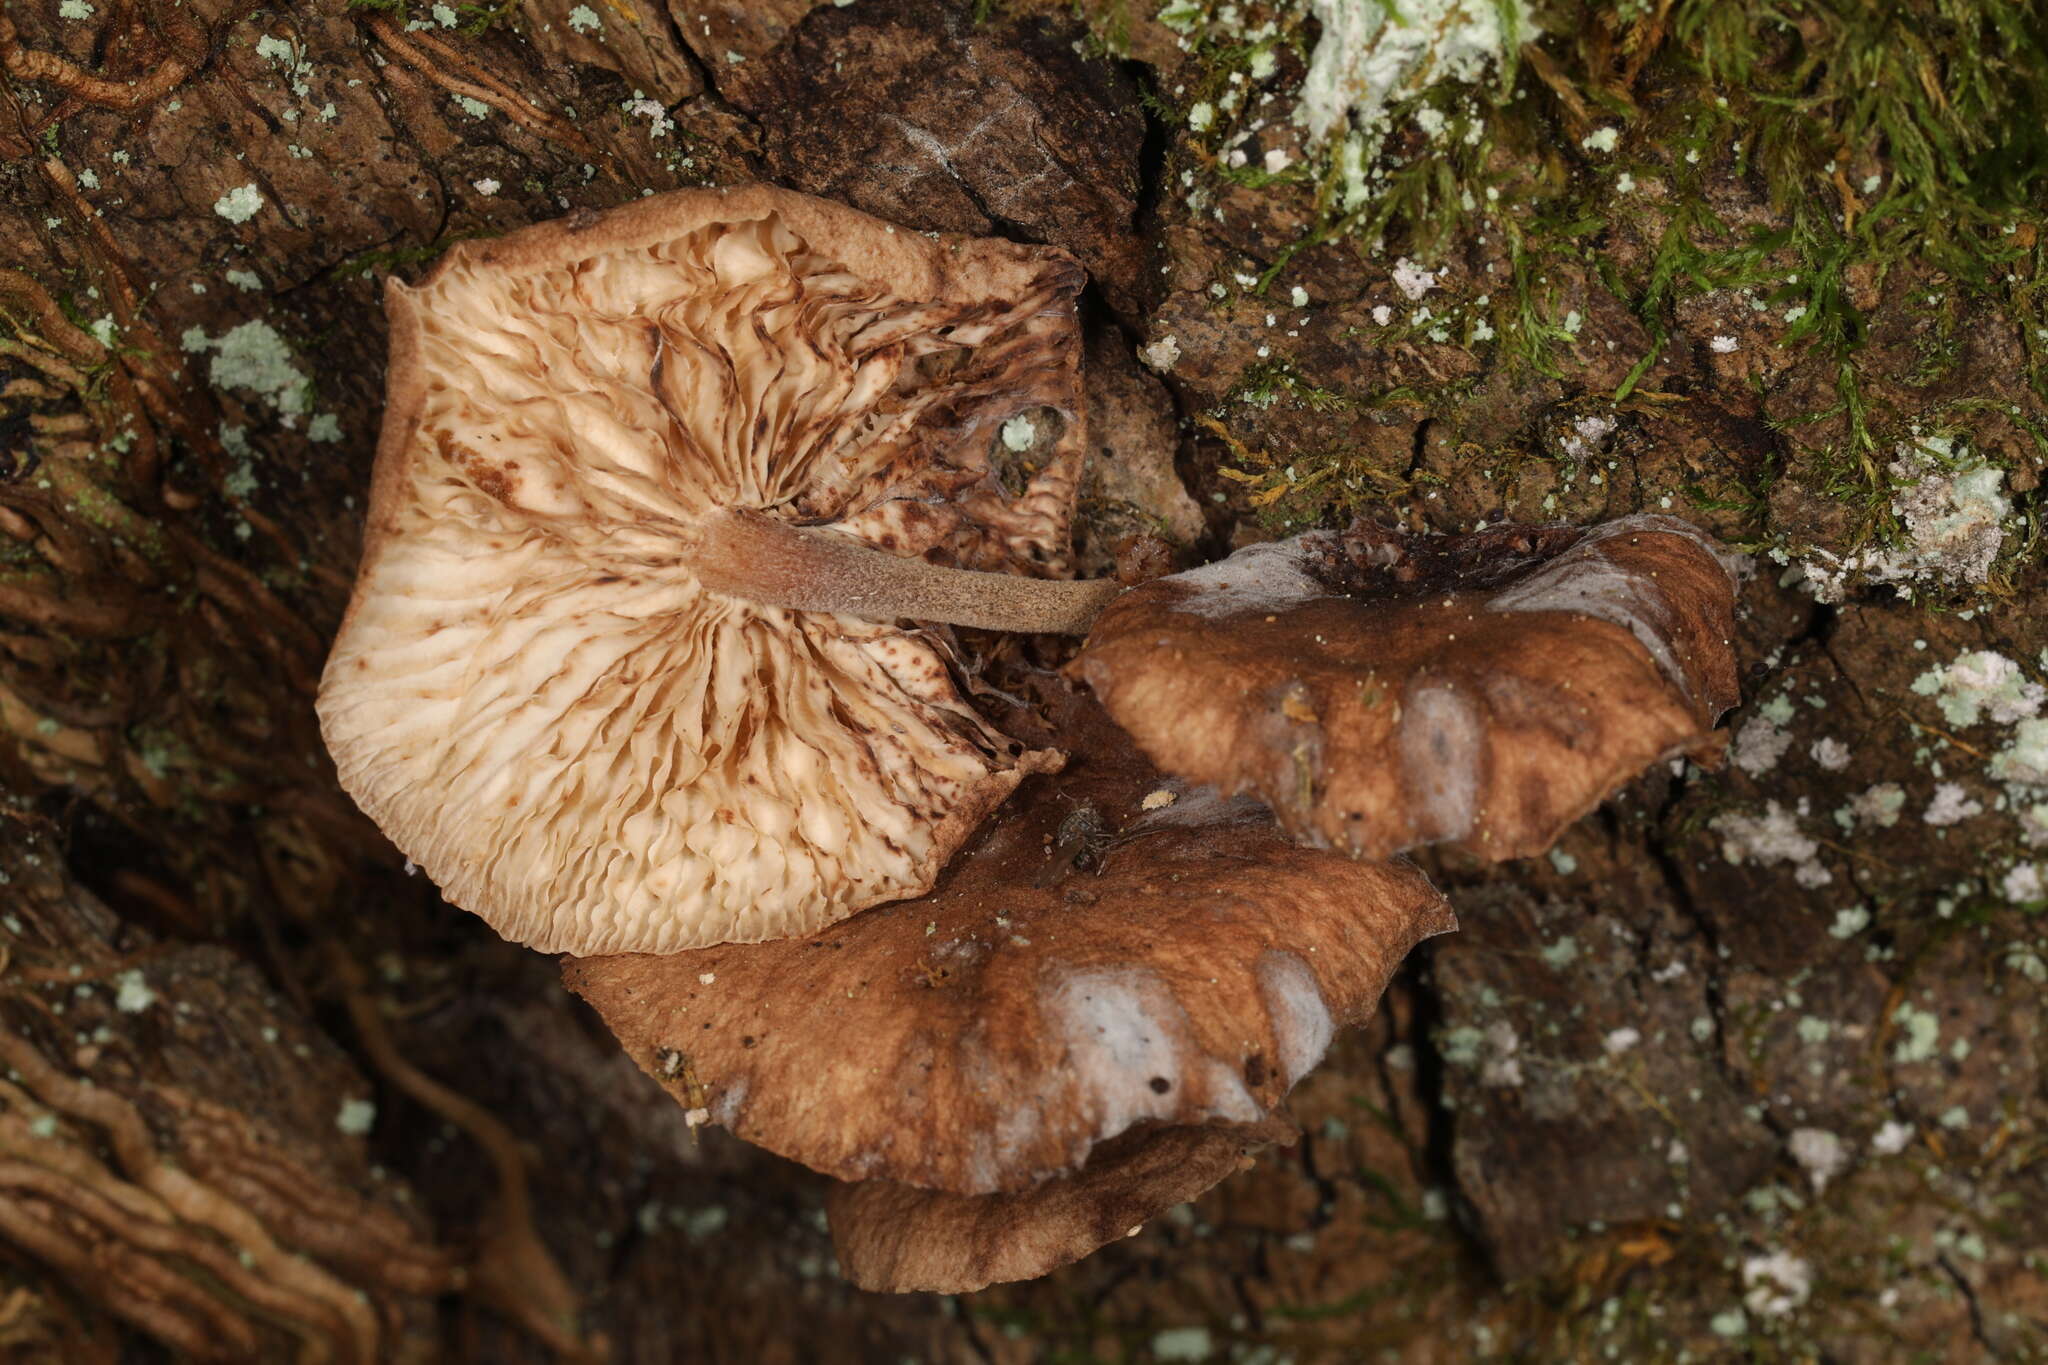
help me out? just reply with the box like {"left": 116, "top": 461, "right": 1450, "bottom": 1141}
{"left": 319, "top": 185, "right": 1115, "bottom": 955}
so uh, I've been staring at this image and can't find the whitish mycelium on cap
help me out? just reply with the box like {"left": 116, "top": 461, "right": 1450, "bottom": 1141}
{"left": 563, "top": 681, "right": 1452, "bottom": 1202}
{"left": 1073, "top": 514, "right": 1742, "bottom": 863}
{"left": 319, "top": 184, "right": 1127, "bottom": 956}
{"left": 827, "top": 1116, "right": 1297, "bottom": 1294}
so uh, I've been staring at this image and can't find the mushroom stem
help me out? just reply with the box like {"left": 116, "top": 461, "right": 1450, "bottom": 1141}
{"left": 687, "top": 508, "right": 1122, "bottom": 635}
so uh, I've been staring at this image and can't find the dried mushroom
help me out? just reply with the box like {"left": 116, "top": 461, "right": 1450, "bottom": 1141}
{"left": 319, "top": 184, "right": 1124, "bottom": 955}
{"left": 1074, "top": 515, "right": 1742, "bottom": 862}
{"left": 565, "top": 682, "right": 1453, "bottom": 1287}
{"left": 827, "top": 1116, "right": 1297, "bottom": 1294}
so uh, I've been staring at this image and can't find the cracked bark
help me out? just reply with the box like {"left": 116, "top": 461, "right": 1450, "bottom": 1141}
{"left": 2, "top": 0, "right": 2043, "bottom": 1360}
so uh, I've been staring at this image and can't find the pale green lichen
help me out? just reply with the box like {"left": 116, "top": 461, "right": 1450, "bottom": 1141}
{"left": 1297, "top": 0, "right": 1530, "bottom": 144}
{"left": 188, "top": 320, "right": 312, "bottom": 417}
{"left": 1801, "top": 437, "right": 2013, "bottom": 602}
{"left": 1151, "top": 1327, "right": 1215, "bottom": 1361}
{"left": 1990, "top": 718, "right": 2048, "bottom": 786}
{"left": 1910, "top": 649, "right": 2043, "bottom": 727}
{"left": 1892, "top": 1005, "right": 1940, "bottom": 1063}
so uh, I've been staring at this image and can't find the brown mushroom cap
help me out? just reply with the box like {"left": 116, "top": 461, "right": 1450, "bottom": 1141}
{"left": 1073, "top": 514, "right": 1742, "bottom": 863}
{"left": 319, "top": 185, "right": 1111, "bottom": 955}
{"left": 563, "top": 683, "right": 1452, "bottom": 1196}
{"left": 826, "top": 1116, "right": 1297, "bottom": 1294}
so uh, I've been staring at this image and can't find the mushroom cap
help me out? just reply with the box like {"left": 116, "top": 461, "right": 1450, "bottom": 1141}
{"left": 318, "top": 185, "right": 1093, "bottom": 954}
{"left": 826, "top": 1116, "right": 1297, "bottom": 1294}
{"left": 563, "top": 682, "right": 1452, "bottom": 1195}
{"left": 1073, "top": 515, "right": 1742, "bottom": 863}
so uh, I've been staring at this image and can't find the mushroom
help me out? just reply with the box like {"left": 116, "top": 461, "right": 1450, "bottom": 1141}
{"left": 564, "top": 679, "right": 1453, "bottom": 1287}
{"left": 318, "top": 185, "right": 1128, "bottom": 955}
{"left": 826, "top": 1116, "right": 1297, "bottom": 1294}
{"left": 1073, "top": 514, "right": 1742, "bottom": 862}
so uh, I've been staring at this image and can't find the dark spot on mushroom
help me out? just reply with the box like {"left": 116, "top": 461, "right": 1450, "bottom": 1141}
{"left": 1243, "top": 1054, "right": 1268, "bottom": 1088}
{"left": 1147, "top": 1076, "right": 1170, "bottom": 1094}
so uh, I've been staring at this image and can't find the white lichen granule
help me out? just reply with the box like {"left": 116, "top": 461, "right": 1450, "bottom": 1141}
{"left": 1787, "top": 1127, "right": 1847, "bottom": 1192}
{"left": 213, "top": 184, "right": 264, "bottom": 223}
{"left": 1741, "top": 1250, "right": 1812, "bottom": 1317}
{"left": 1581, "top": 126, "right": 1620, "bottom": 153}
{"left": 1923, "top": 782, "right": 1982, "bottom": 827}
{"left": 1138, "top": 335, "right": 1181, "bottom": 372}
{"left": 1809, "top": 737, "right": 1850, "bottom": 771}
{"left": 114, "top": 970, "right": 156, "bottom": 1014}
{"left": 1390, "top": 257, "right": 1438, "bottom": 299}
{"left": 999, "top": 415, "right": 1036, "bottom": 451}
{"left": 1710, "top": 801, "right": 1828, "bottom": 885}
{"left": 2003, "top": 862, "right": 2045, "bottom": 903}
{"left": 336, "top": 1097, "right": 377, "bottom": 1135}
{"left": 1295, "top": 0, "right": 1529, "bottom": 144}
{"left": 1844, "top": 783, "right": 1905, "bottom": 829}
{"left": 1829, "top": 905, "right": 1870, "bottom": 938}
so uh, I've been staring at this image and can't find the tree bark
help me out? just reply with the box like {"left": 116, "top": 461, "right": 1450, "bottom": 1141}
{"left": 1, "top": 0, "right": 2043, "bottom": 1360}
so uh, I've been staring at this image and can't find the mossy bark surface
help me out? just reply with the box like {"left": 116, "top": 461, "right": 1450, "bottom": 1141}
{"left": 1, "top": 0, "right": 2043, "bottom": 1360}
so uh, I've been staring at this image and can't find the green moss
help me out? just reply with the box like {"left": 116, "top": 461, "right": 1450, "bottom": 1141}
{"left": 1170, "top": 0, "right": 2046, "bottom": 533}
{"left": 333, "top": 230, "right": 487, "bottom": 280}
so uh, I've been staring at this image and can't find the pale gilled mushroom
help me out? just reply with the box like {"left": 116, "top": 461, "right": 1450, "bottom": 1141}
{"left": 565, "top": 681, "right": 1454, "bottom": 1288}
{"left": 318, "top": 185, "right": 1126, "bottom": 955}
{"left": 1073, "top": 514, "right": 1743, "bottom": 862}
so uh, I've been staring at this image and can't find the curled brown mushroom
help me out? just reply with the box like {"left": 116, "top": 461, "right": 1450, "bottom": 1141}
{"left": 318, "top": 185, "right": 1127, "bottom": 955}
{"left": 826, "top": 1116, "right": 1298, "bottom": 1294}
{"left": 565, "top": 680, "right": 1453, "bottom": 1289}
{"left": 1073, "top": 514, "right": 1743, "bottom": 862}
